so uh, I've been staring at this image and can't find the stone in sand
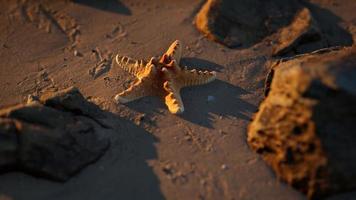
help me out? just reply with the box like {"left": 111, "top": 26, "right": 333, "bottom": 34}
{"left": 195, "top": 0, "right": 301, "bottom": 48}
{"left": 0, "top": 87, "right": 109, "bottom": 181}
{"left": 272, "top": 8, "right": 327, "bottom": 56}
{"left": 248, "top": 46, "right": 356, "bottom": 199}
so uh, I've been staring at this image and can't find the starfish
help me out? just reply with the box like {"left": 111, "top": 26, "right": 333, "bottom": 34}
{"left": 114, "top": 40, "right": 216, "bottom": 114}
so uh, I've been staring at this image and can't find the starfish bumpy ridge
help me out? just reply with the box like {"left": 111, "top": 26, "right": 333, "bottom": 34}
{"left": 114, "top": 40, "right": 216, "bottom": 114}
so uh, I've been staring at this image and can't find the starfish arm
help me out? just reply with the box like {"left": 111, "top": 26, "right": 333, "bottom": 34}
{"left": 115, "top": 54, "right": 146, "bottom": 76}
{"left": 163, "top": 81, "right": 184, "bottom": 114}
{"left": 162, "top": 68, "right": 184, "bottom": 114}
{"left": 114, "top": 80, "right": 145, "bottom": 103}
{"left": 114, "top": 64, "right": 157, "bottom": 104}
{"left": 164, "top": 40, "right": 182, "bottom": 64}
{"left": 180, "top": 67, "right": 217, "bottom": 87}
{"left": 114, "top": 79, "right": 152, "bottom": 104}
{"left": 136, "top": 57, "right": 159, "bottom": 79}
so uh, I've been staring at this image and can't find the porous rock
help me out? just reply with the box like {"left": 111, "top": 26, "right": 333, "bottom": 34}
{"left": 248, "top": 47, "right": 356, "bottom": 199}
{"left": 0, "top": 87, "right": 109, "bottom": 181}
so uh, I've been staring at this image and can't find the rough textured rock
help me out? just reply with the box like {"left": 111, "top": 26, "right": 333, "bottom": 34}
{"left": 0, "top": 87, "right": 109, "bottom": 181}
{"left": 195, "top": 0, "right": 301, "bottom": 48}
{"left": 272, "top": 8, "right": 327, "bottom": 56}
{"left": 248, "top": 47, "right": 356, "bottom": 199}
{"left": 195, "top": 0, "right": 353, "bottom": 53}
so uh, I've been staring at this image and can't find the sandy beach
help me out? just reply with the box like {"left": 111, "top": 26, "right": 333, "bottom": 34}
{"left": 0, "top": 0, "right": 355, "bottom": 199}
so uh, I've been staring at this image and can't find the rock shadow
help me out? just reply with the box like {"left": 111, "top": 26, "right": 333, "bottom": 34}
{"left": 0, "top": 92, "right": 164, "bottom": 200}
{"left": 73, "top": 0, "right": 131, "bottom": 15}
{"left": 301, "top": 0, "right": 353, "bottom": 48}
{"left": 181, "top": 57, "right": 224, "bottom": 72}
{"left": 79, "top": 113, "right": 165, "bottom": 200}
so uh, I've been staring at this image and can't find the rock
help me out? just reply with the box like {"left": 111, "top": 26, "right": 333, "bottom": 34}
{"left": 272, "top": 8, "right": 327, "bottom": 56}
{"left": 0, "top": 87, "right": 110, "bottom": 181}
{"left": 195, "top": 0, "right": 301, "bottom": 48}
{"left": 195, "top": 0, "right": 352, "bottom": 53}
{"left": 248, "top": 47, "right": 356, "bottom": 199}
{"left": 39, "top": 87, "right": 111, "bottom": 128}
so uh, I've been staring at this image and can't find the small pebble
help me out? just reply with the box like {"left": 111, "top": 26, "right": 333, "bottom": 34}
{"left": 134, "top": 113, "right": 146, "bottom": 125}
{"left": 26, "top": 94, "right": 39, "bottom": 104}
{"left": 74, "top": 50, "right": 82, "bottom": 57}
{"left": 184, "top": 135, "right": 192, "bottom": 141}
{"left": 221, "top": 164, "right": 228, "bottom": 170}
{"left": 219, "top": 130, "right": 227, "bottom": 136}
{"left": 200, "top": 179, "right": 206, "bottom": 185}
{"left": 207, "top": 95, "right": 215, "bottom": 102}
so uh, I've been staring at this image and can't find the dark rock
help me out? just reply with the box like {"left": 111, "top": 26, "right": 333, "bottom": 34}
{"left": 39, "top": 87, "right": 111, "bottom": 128}
{"left": 0, "top": 87, "right": 109, "bottom": 181}
{"left": 195, "top": 0, "right": 302, "bottom": 48}
{"left": 248, "top": 47, "right": 356, "bottom": 199}
{"left": 195, "top": 0, "right": 353, "bottom": 53}
{"left": 272, "top": 8, "right": 327, "bottom": 56}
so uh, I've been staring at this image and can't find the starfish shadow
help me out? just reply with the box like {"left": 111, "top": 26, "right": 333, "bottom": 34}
{"left": 123, "top": 79, "right": 256, "bottom": 129}
{"left": 122, "top": 56, "right": 225, "bottom": 117}
{"left": 122, "top": 58, "right": 255, "bottom": 128}
{"left": 124, "top": 96, "right": 167, "bottom": 117}
{"left": 179, "top": 79, "right": 257, "bottom": 128}
{"left": 73, "top": 0, "right": 132, "bottom": 15}
{"left": 181, "top": 57, "right": 224, "bottom": 72}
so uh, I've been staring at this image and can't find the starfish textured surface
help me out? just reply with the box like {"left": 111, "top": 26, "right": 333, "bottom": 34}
{"left": 114, "top": 40, "right": 217, "bottom": 114}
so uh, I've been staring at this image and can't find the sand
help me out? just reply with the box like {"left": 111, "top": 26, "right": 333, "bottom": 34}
{"left": 0, "top": 0, "right": 355, "bottom": 199}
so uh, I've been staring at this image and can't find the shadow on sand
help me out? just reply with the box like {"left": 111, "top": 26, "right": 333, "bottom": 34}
{"left": 179, "top": 79, "right": 256, "bottom": 128}
{"left": 124, "top": 58, "right": 256, "bottom": 128}
{"left": 88, "top": 115, "right": 164, "bottom": 200}
{"left": 0, "top": 105, "right": 164, "bottom": 200}
{"left": 180, "top": 57, "right": 224, "bottom": 72}
{"left": 301, "top": 0, "right": 353, "bottom": 47}
{"left": 73, "top": 0, "right": 132, "bottom": 15}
